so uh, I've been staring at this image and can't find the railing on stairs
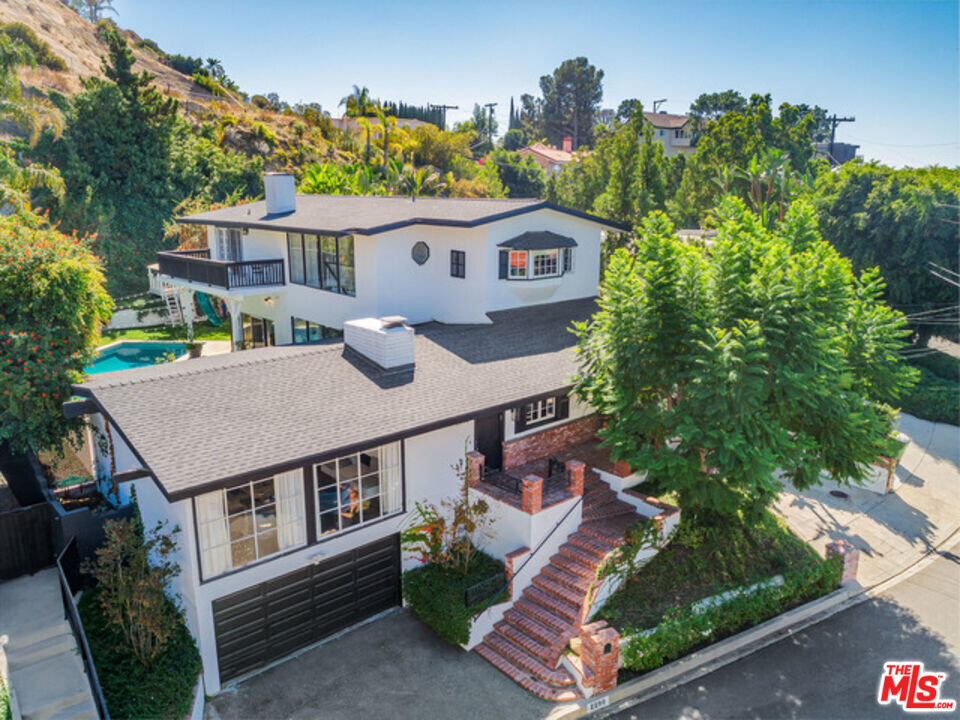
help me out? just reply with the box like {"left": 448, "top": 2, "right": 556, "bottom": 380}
{"left": 473, "top": 493, "right": 585, "bottom": 619}
{"left": 56, "top": 537, "right": 110, "bottom": 720}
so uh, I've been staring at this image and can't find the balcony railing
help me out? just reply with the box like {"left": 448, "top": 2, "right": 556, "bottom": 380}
{"left": 156, "top": 249, "right": 285, "bottom": 290}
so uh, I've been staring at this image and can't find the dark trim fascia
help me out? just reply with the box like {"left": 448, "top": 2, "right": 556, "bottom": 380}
{"left": 176, "top": 201, "right": 630, "bottom": 236}
{"left": 163, "top": 385, "right": 574, "bottom": 502}
{"left": 113, "top": 469, "right": 151, "bottom": 483}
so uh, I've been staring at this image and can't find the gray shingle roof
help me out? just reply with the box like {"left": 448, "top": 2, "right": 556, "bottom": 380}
{"left": 498, "top": 231, "right": 578, "bottom": 250}
{"left": 176, "top": 195, "right": 629, "bottom": 235}
{"left": 78, "top": 298, "right": 597, "bottom": 500}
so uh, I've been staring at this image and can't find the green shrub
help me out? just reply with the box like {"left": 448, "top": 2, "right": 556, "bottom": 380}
{"left": 79, "top": 586, "right": 201, "bottom": 720}
{"left": 1, "top": 23, "right": 67, "bottom": 71}
{"left": 899, "top": 365, "right": 959, "bottom": 425}
{"left": 621, "top": 557, "right": 841, "bottom": 672}
{"left": 402, "top": 551, "right": 506, "bottom": 646}
{"left": 910, "top": 350, "right": 960, "bottom": 382}
{"left": 0, "top": 675, "right": 10, "bottom": 720}
{"left": 192, "top": 72, "right": 226, "bottom": 97}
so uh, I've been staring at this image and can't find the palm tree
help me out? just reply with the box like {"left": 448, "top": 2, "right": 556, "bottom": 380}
{"left": 338, "top": 85, "right": 376, "bottom": 118}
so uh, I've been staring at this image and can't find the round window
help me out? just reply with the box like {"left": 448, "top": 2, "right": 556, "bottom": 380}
{"left": 411, "top": 241, "right": 430, "bottom": 265}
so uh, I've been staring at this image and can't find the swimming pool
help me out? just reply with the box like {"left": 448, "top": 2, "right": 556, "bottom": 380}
{"left": 85, "top": 341, "right": 187, "bottom": 375}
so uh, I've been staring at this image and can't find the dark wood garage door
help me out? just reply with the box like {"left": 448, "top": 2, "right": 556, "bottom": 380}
{"left": 212, "top": 534, "right": 401, "bottom": 684}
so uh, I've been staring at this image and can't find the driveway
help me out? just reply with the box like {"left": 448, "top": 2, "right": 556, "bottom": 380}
{"left": 206, "top": 608, "right": 559, "bottom": 720}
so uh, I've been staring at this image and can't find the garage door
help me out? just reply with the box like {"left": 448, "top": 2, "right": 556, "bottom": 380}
{"left": 212, "top": 534, "right": 401, "bottom": 684}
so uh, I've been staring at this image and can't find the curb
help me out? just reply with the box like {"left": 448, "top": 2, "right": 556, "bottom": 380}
{"left": 555, "top": 523, "right": 960, "bottom": 719}
{"left": 551, "top": 582, "right": 864, "bottom": 719}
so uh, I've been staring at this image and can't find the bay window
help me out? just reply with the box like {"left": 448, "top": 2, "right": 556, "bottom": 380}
{"left": 315, "top": 442, "right": 402, "bottom": 537}
{"left": 195, "top": 470, "right": 306, "bottom": 579}
{"left": 509, "top": 250, "right": 527, "bottom": 278}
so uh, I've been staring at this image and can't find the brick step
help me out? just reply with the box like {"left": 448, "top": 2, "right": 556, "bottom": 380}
{"left": 580, "top": 515, "right": 639, "bottom": 545}
{"left": 503, "top": 607, "right": 568, "bottom": 647}
{"left": 582, "top": 499, "right": 637, "bottom": 521}
{"left": 513, "top": 598, "right": 574, "bottom": 635}
{"left": 481, "top": 634, "right": 575, "bottom": 686}
{"left": 558, "top": 541, "right": 605, "bottom": 569}
{"left": 532, "top": 574, "right": 587, "bottom": 607}
{"left": 541, "top": 563, "right": 592, "bottom": 593}
{"left": 523, "top": 585, "right": 580, "bottom": 622}
{"left": 569, "top": 530, "right": 618, "bottom": 557}
{"left": 493, "top": 621, "right": 556, "bottom": 665}
{"left": 475, "top": 644, "right": 583, "bottom": 702}
{"left": 549, "top": 552, "right": 596, "bottom": 580}
{"left": 583, "top": 488, "right": 617, "bottom": 507}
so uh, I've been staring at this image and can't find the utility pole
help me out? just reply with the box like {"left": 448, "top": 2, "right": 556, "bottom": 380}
{"left": 428, "top": 103, "right": 459, "bottom": 131}
{"left": 484, "top": 102, "right": 497, "bottom": 147}
{"left": 653, "top": 98, "right": 667, "bottom": 113}
{"left": 827, "top": 114, "right": 856, "bottom": 163}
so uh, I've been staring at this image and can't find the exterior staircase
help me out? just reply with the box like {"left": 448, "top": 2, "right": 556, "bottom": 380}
{"left": 0, "top": 569, "right": 98, "bottom": 720}
{"left": 475, "top": 471, "right": 642, "bottom": 701}
{"left": 162, "top": 284, "right": 183, "bottom": 326}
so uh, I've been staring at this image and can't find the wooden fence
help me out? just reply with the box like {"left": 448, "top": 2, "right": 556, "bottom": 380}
{"left": 0, "top": 502, "right": 54, "bottom": 580}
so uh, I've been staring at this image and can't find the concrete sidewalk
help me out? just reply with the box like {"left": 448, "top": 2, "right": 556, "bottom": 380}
{"left": 774, "top": 413, "right": 960, "bottom": 587}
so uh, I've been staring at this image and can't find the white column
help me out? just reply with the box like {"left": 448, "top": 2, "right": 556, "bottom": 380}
{"left": 179, "top": 288, "right": 195, "bottom": 342}
{"left": 227, "top": 297, "right": 244, "bottom": 351}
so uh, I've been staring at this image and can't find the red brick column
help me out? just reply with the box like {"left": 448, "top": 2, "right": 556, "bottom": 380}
{"left": 466, "top": 451, "right": 485, "bottom": 487}
{"left": 613, "top": 459, "right": 631, "bottom": 478}
{"left": 580, "top": 620, "right": 620, "bottom": 694}
{"left": 504, "top": 546, "right": 530, "bottom": 600}
{"left": 826, "top": 539, "right": 860, "bottom": 584}
{"left": 521, "top": 475, "right": 543, "bottom": 515}
{"left": 566, "top": 459, "right": 585, "bottom": 496}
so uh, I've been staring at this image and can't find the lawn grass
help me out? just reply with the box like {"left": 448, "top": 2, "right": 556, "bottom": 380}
{"left": 101, "top": 321, "right": 231, "bottom": 344}
{"left": 595, "top": 511, "right": 821, "bottom": 630}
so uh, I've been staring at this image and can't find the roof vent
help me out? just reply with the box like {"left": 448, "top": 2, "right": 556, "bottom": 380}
{"left": 264, "top": 172, "right": 295, "bottom": 215}
{"left": 343, "top": 317, "right": 415, "bottom": 370}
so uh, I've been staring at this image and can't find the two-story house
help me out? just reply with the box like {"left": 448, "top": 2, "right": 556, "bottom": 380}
{"left": 644, "top": 111, "right": 695, "bottom": 157}
{"left": 67, "top": 177, "right": 680, "bottom": 702}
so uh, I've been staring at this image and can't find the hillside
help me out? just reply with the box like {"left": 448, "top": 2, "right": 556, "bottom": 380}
{"left": 0, "top": 0, "right": 348, "bottom": 169}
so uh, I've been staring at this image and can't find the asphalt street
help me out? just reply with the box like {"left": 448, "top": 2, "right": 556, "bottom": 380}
{"left": 608, "top": 539, "right": 960, "bottom": 720}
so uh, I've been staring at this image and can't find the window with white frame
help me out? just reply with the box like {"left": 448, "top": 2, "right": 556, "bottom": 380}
{"left": 531, "top": 249, "right": 559, "bottom": 278}
{"left": 525, "top": 397, "right": 556, "bottom": 425}
{"left": 508, "top": 250, "right": 527, "bottom": 278}
{"left": 215, "top": 227, "right": 242, "bottom": 261}
{"left": 314, "top": 442, "right": 402, "bottom": 537}
{"left": 194, "top": 470, "right": 306, "bottom": 579}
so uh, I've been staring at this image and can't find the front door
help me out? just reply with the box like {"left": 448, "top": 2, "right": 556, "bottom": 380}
{"left": 474, "top": 412, "right": 503, "bottom": 471}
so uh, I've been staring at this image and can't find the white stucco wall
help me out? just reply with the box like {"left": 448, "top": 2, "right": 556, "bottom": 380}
{"left": 90, "top": 413, "right": 142, "bottom": 480}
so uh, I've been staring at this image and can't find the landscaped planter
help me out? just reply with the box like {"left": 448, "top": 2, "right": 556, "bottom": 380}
{"left": 872, "top": 432, "right": 909, "bottom": 495}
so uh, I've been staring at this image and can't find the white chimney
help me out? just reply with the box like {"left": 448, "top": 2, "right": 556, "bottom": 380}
{"left": 264, "top": 172, "right": 295, "bottom": 214}
{"left": 343, "top": 316, "right": 415, "bottom": 369}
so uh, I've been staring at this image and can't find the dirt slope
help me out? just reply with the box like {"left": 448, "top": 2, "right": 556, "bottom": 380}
{"left": 0, "top": 0, "right": 215, "bottom": 100}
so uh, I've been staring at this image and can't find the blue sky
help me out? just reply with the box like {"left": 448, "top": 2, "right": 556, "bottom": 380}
{"left": 112, "top": 0, "right": 958, "bottom": 167}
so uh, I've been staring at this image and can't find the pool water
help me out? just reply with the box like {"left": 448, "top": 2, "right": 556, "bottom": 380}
{"left": 85, "top": 342, "right": 187, "bottom": 375}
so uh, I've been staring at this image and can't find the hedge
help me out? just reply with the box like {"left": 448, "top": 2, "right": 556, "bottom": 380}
{"left": 78, "top": 586, "right": 201, "bottom": 720}
{"left": 899, "top": 365, "right": 959, "bottom": 425}
{"left": 621, "top": 556, "right": 842, "bottom": 672}
{"left": 402, "top": 551, "right": 506, "bottom": 646}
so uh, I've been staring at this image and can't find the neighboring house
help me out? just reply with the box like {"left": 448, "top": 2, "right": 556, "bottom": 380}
{"left": 814, "top": 141, "right": 861, "bottom": 166}
{"left": 518, "top": 138, "right": 575, "bottom": 175}
{"left": 70, "top": 179, "right": 682, "bottom": 699}
{"left": 644, "top": 111, "right": 695, "bottom": 157}
{"left": 154, "top": 174, "right": 616, "bottom": 349}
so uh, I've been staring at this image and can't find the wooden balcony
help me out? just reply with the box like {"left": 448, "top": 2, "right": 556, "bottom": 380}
{"left": 156, "top": 249, "right": 285, "bottom": 290}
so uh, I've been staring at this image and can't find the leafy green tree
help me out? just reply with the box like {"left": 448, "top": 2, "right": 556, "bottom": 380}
{"left": 67, "top": 0, "right": 116, "bottom": 22}
{"left": 411, "top": 124, "right": 472, "bottom": 174}
{"left": 502, "top": 128, "right": 525, "bottom": 151}
{"left": 574, "top": 198, "right": 916, "bottom": 526}
{"left": 688, "top": 89, "right": 747, "bottom": 121}
{"left": 539, "top": 57, "right": 604, "bottom": 149}
{"left": 809, "top": 163, "right": 960, "bottom": 342}
{"left": 517, "top": 92, "right": 543, "bottom": 141}
{"left": 0, "top": 145, "right": 64, "bottom": 212}
{"left": 487, "top": 148, "right": 546, "bottom": 198}
{"left": 671, "top": 94, "right": 819, "bottom": 225}
{"left": 0, "top": 212, "right": 112, "bottom": 453}
{"left": 616, "top": 98, "right": 641, "bottom": 123}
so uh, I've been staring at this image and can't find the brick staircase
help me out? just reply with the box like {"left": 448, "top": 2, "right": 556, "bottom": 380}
{"left": 475, "top": 471, "right": 641, "bottom": 701}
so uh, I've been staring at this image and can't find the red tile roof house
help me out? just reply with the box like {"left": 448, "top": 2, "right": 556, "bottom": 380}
{"left": 66, "top": 175, "right": 679, "bottom": 702}
{"left": 518, "top": 137, "right": 575, "bottom": 175}
{"left": 644, "top": 111, "right": 696, "bottom": 157}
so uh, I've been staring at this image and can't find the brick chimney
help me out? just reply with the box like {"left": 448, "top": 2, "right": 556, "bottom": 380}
{"left": 562, "top": 136, "right": 573, "bottom": 153}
